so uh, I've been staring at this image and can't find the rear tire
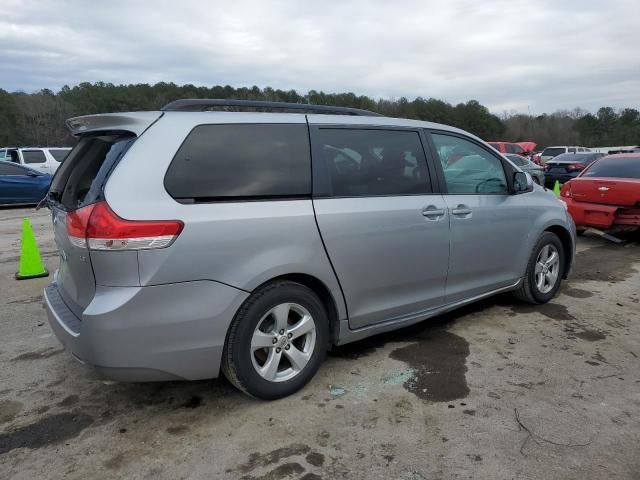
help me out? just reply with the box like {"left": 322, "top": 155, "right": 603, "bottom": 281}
{"left": 513, "top": 232, "right": 564, "bottom": 304}
{"left": 221, "top": 281, "right": 328, "bottom": 400}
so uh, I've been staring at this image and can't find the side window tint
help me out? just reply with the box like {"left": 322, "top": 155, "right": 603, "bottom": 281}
{"left": 165, "top": 124, "right": 311, "bottom": 200}
{"left": 22, "top": 150, "right": 47, "bottom": 164}
{"left": 315, "top": 129, "right": 430, "bottom": 197}
{"left": 431, "top": 133, "right": 508, "bottom": 194}
{"left": 568, "top": 148, "right": 576, "bottom": 153}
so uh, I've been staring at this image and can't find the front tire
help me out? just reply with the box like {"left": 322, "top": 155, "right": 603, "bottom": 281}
{"left": 514, "top": 232, "right": 564, "bottom": 304}
{"left": 221, "top": 281, "right": 328, "bottom": 400}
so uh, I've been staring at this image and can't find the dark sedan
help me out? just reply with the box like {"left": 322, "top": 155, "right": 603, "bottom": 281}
{"left": 0, "top": 161, "right": 52, "bottom": 206}
{"left": 544, "top": 152, "right": 604, "bottom": 187}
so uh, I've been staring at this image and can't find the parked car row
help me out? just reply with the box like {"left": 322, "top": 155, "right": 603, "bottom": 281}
{"left": 0, "top": 147, "right": 71, "bottom": 174}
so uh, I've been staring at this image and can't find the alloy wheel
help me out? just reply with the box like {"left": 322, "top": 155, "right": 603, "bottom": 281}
{"left": 250, "top": 303, "right": 316, "bottom": 382}
{"left": 534, "top": 244, "right": 560, "bottom": 294}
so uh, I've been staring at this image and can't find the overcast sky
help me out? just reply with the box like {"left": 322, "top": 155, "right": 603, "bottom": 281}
{"left": 1, "top": 0, "right": 638, "bottom": 114}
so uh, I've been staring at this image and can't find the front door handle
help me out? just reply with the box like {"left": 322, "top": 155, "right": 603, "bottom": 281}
{"left": 451, "top": 205, "right": 472, "bottom": 217}
{"left": 422, "top": 205, "right": 446, "bottom": 219}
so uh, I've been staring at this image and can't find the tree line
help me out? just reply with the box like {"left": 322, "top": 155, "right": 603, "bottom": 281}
{"left": 0, "top": 82, "right": 638, "bottom": 149}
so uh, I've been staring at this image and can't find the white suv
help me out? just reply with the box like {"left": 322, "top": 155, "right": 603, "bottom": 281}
{"left": 0, "top": 147, "right": 71, "bottom": 174}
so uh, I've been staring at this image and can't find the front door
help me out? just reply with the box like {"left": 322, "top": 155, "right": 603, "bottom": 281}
{"left": 311, "top": 126, "right": 450, "bottom": 329}
{"left": 428, "top": 131, "right": 531, "bottom": 303}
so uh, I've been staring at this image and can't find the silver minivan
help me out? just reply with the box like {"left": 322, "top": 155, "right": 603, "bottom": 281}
{"left": 44, "top": 100, "right": 576, "bottom": 399}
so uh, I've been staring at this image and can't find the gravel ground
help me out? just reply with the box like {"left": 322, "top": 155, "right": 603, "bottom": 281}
{"left": 1, "top": 206, "right": 639, "bottom": 480}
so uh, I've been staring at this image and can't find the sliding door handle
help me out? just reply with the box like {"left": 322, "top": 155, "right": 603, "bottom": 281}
{"left": 451, "top": 205, "right": 472, "bottom": 217}
{"left": 422, "top": 206, "right": 446, "bottom": 219}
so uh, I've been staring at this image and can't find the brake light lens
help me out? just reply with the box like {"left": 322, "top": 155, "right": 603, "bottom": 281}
{"left": 561, "top": 182, "right": 572, "bottom": 198}
{"left": 66, "top": 201, "right": 183, "bottom": 250}
{"left": 567, "top": 163, "right": 585, "bottom": 171}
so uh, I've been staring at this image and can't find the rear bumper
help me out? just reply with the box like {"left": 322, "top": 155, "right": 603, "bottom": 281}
{"left": 44, "top": 279, "right": 249, "bottom": 381}
{"left": 563, "top": 198, "right": 640, "bottom": 229}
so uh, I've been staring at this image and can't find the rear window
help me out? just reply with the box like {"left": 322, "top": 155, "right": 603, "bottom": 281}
{"left": 507, "top": 155, "right": 527, "bottom": 167}
{"left": 552, "top": 153, "right": 602, "bottom": 164}
{"left": 49, "top": 149, "right": 70, "bottom": 162}
{"left": 542, "top": 147, "right": 565, "bottom": 157}
{"left": 22, "top": 150, "right": 47, "bottom": 163}
{"left": 583, "top": 157, "right": 640, "bottom": 179}
{"left": 165, "top": 124, "right": 311, "bottom": 201}
{"left": 50, "top": 134, "right": 135, "bottom": 210}
{"left": 505, "top": 144, "right": 524, "bottom": 154}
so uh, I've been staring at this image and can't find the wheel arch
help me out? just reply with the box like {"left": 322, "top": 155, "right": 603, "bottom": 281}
{"left": 251, "top": 273, "right": 342, "bottom": 348}
{"left": 544, "top": 224, "right": 574, "bottom": 279}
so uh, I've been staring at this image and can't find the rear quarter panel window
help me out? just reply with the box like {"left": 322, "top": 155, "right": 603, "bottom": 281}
{"left": 583, "top": 157, "right": 640, "bottom": 179}
{"left": 49, "top": 149, "right": 70, "bottom": 162}
{"left": 164, "top": 124, "right": 311, "bottom": 200}
{"left": 22, "top": 150, "right": 47, "bottom": 163}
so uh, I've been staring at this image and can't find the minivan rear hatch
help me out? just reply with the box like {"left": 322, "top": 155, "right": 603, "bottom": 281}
{"left": 47, "top": 133, "right": 137, "bottom": 317}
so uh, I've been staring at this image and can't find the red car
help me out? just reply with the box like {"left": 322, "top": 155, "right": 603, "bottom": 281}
{"left": 488, "top": 141, "right": 536, "bottom": 157}
{"left": 560, "top": 154, "right": 640, "bottom": 232}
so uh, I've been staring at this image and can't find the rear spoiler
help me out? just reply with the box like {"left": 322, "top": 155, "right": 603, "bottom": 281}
{"left": 65, "top": 112, "right": 163, "bottom": 137}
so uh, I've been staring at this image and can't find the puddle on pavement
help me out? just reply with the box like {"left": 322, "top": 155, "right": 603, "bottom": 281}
{"left": 11, "top": 347, "right": 63, "bottom": 361}
{"left": 0, "top": 400, "right": 23, "bottom": 424}
{"left": 389, "top": 327, "right": 470, "bottom": 402}
{"left": 575, "top": 329, "right": 606, "bottom": 342}
{"left": 509, "top": 302, "right": 575, "bottom": 321}
{"left": 0, "top": 412, "right": 93, "bottom": 455}
{"left": 562, "top": 287, "right": 593, "bottom": 299}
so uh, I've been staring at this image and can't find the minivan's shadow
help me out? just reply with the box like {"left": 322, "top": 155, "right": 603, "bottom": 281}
{"left": 330, "top": 294, "right": 511, "bottom": 360}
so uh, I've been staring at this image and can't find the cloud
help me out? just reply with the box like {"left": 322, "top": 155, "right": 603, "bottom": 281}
{"left": 0, "top": 0, "right": 638, "bottom": 114}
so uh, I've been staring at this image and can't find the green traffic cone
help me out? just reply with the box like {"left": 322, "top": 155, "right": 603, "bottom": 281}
{"left": 553, "top": 180, "right": 561, "bottom": 197}
{"left": 15, "top": 218, "right": 49, "bottom": 280}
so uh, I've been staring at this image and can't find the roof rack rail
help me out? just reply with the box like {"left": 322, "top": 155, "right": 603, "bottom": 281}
{"left": 161, "top": 99, "right": 383, "bottom": 116}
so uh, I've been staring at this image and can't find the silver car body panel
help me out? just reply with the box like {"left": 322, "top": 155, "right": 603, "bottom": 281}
{"left": 45, "top": 110, "right": 576, "bottom": 381}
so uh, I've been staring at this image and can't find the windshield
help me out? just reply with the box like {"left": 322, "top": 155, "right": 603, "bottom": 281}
{"left": 541, "top": 147, "right": 565, "bottom": 157}
{"left": 583, "top": 157, "right": 640, "bottom": 179}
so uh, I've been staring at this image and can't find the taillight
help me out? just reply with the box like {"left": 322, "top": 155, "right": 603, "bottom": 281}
{"left": 567, "top": 163, "right": 585, "bottom": 171}
{"left": 561, "top": 182, "right": 572, "bottom": 198}
{"left": 66, "top": 201, "right": 183, "bottom": 250}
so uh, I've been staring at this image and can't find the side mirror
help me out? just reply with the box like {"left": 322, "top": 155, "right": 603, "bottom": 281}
{"left": 513, "top": 171, "right": 534, "bottom": 194}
